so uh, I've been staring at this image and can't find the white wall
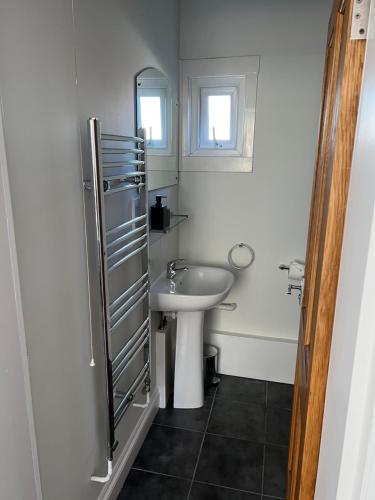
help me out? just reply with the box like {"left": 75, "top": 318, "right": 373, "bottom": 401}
{"left": 0, "top": 1, "right": 179, "bottom": 499}
{"left": 0, "top": 104, "right": 42, "bottom": 500}
{"left": 316, "top": 4, "right": 375, "bottom": 499}
{"left": 179, "top": 0, "right": 331, "bottom": 380}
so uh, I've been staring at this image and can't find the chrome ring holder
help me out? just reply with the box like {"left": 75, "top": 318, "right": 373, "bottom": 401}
{"left": 228, "top": 243, "right": 255, "bottom": 270}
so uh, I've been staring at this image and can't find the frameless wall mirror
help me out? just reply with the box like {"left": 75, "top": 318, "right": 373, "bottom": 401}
{"left": 136, "top": 68, "right": 178, "bottom": 191}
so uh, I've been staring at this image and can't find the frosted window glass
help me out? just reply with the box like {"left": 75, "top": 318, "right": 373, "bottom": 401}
{"left": 208, "top": 95, "right": 231, "bottom": 141}
{"left": 140, "top": 96, "right": 162, "bottom": 140}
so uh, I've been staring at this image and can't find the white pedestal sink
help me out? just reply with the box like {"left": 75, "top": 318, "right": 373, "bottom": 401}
{"left": 150, "top": 266, "right": 234, "bottom": 408}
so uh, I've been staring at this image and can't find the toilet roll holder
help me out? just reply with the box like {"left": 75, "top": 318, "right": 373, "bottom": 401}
{"left": 279, "top": 260, "right": 305, "bottom": 305}
{"left": 287, "top": 283, "right": 303, "bottom": 302}
{"left": 278, "top": 260, "right": 305, "bottom": 278}
{"left": 278, "top": 260, "right": 305, "bottom": 272}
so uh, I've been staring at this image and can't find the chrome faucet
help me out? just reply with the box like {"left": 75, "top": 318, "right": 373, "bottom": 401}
{"left": 167, "top": 259, "right": 188, "bottom": 280}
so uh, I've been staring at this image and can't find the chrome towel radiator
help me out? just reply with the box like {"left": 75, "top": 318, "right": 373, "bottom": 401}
{"left": 84, "top": 118, "right": 151, "bottom": 483}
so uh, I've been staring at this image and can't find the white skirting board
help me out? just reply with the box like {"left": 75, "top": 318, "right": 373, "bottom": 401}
{"left": 97, "top": 389, "right": 159, "bottom": 500}
{"left": 205, "top": 330, "right": 298, "bottom": 384}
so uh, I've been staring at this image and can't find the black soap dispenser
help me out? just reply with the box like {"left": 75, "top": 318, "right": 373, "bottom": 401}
{"left": 150, "top": 195, "right": 171, "bottom": 231}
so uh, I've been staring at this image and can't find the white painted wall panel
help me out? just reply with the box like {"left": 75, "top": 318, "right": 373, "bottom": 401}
{"left": 179, "top": 0, "right": 331, "bottom": 342}
{"left": 180, "top": 0, "right": 330, "bottom": 60}
{"left": 0, "top": 103, "right": 42, "bottom": 500}
{"left": 206, "top": 331, "right": 297, "bottom": 384}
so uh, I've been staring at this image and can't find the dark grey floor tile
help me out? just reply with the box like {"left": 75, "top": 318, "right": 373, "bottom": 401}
{"left": 216, "top": 375, "right": 266, "bottom": 405}
{"left": 154, "top": 397, "right": 212, "bottom": 432}
{"left": 267, "top": 382, "right": 293, "bottom": 409}
{"left": 118, "top": 469, "right": 190, "bottom": 500}
{"left": 133, "top": 425, "right": 203, "bottom": 479}
{"left": 207, "top": 399, "right": 265, "bottom": 443}
{"left": 195, "top": 434, "right": 263, "bottom": 493}
{"left": 205, "top": 383, "right": 218, "bottom": 399}
{"left": 265, "top": 407, "right": 291, "bottom": 446}
{"left": 263, "top": 445, "right": 288, "bottom": 498}
{"left": 190, "top": 482, "right": 261, "bottom": 499}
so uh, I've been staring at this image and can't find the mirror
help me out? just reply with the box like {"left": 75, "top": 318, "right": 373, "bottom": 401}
{"left": 136, "top": 68, "right": 178, "bottom": 191}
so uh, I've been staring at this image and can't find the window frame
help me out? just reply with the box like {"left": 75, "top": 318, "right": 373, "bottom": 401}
{"left": 181, "top": 56, "right": 259, "bottom": 172}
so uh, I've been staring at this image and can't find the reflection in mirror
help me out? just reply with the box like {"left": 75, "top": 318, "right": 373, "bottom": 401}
{"left": 136, "top": 68, "right": 178, "bottom": 191}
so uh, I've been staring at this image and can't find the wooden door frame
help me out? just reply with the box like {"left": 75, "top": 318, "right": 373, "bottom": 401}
{"left": 316, "top": 2, "right": 375, "bottom": 496}
{"left": 288, "top": 0, "right": 367, "bottom": 497}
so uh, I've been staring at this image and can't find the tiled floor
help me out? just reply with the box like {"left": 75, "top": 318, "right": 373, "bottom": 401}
{"left": 118, "top": 375, "right": 293, "bottom": 500}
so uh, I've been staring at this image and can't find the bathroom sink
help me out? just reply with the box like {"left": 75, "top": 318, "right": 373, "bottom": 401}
{"left": 150, "top": 266, "right": 234, "bottom": 312}
{"left": 151, "top": 265, "right": 235, "bottom": 409}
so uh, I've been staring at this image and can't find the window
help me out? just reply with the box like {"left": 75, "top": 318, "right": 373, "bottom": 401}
{"left": 207, "top": 95, "right": 231, "bottom": 142}
{"left": 137, "top": 88, "right": 167, "bottom": 149}
{"left": 181, "top": 56, "right": 259, "bottom": 172}
{"left": 199, "top": 88, "right": 238, "bottom": 150}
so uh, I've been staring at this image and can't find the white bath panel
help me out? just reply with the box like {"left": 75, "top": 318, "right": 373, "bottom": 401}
{"left": 205, "top": 330, "right": 297, "bottom": 384}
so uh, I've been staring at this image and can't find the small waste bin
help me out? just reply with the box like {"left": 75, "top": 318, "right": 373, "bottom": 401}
{"left": 204, "top": 344, "right": 220, "bottom": 386}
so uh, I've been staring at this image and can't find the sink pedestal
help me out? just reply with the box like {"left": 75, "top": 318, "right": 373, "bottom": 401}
{"left": 150, "top": 266, "right": 235, "bottom": 408}
{"left": 173, "top": 311, "right": 205, "bottom": 408}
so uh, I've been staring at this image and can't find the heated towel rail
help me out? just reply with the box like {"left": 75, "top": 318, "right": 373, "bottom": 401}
{"left": 84, "top": 118, "right": 151, "bottom": 483}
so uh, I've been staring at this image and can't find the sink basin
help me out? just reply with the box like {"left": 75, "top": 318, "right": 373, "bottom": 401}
{"left": 150, "top": 265, "right": 235, "bottom": 409}
{"left": 150, "top": 266, "right": 234, "bottom": 312}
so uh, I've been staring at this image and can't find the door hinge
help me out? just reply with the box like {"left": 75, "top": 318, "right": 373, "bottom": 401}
{"left": 351, "top": 0, "right": 371, "bottom": 40}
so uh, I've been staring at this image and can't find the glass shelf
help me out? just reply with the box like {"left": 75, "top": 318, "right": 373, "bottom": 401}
{"left": 149, "top": 214, "right": 189, "bottom": 245}
{"left": 150, "top": 214, "right": 188, "bottom": 234}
